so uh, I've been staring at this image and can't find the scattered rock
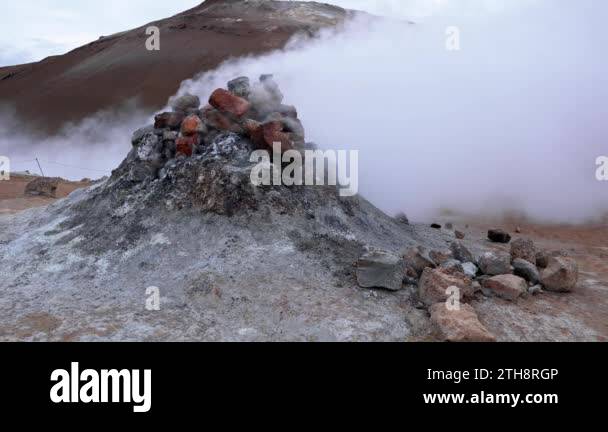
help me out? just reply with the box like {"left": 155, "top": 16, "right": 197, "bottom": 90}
{"left": 430, "top": 303, "right": 496, "bottom": 342}
{"left": 528, "top": 285, "right": 543, "bottom": 295}
{"left": 429, "top": 249, "right": 453, "bottom": 265}
{"left": 541, "top": 256, "right": 579, "bottom": 292}
{"left": 510, "top": 238, "right": 536, "bottom": 264}
{"left": 483, "top": 274, "right": 528, "bottom": 301}
{"left": 431, "top": 223, "right": 442, "bottom": 229}
{"left": 477, "top": 251, "right": 512, "bottom": 276}
{"left": 445, "top": 222, "right": 454, "bottom": 230}
{"left": 455, "top": 230, "right": 465, "bottom": 240}
{"left": 462, "top": 262, "right": 479, "bottom": 279}
{"left": 515, "top": 226, "right": 522, "bottom": 233}
{"left": 24, "top": 177, "right": 60, "bottom": 198}
{"left": 450, "top": 241, "right": 474, "bottom": 263}
{"left": 440, "top": 259, "right": 465, "bottom": 274}
{"left": 356, "top": 250, "right": 404, "bottom": 291}
{"left": 262, "top": 120, "right": 294, "bottom": 152}
{"left": 418, "top": 268, "right": 472, "bottom": 306}
{"left": 209, "top": 88, "right": 251, "bottom": 117}
{"left": 404, "top": 247, "right": 436, "bottom": 277}
{"left": 488, "top": 229, "right": 511, "bottom": 243}
{"left": 512, "top": 258, "right": 541, "bottom": 284}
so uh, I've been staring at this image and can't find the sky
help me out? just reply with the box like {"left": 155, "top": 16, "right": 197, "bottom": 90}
{"left": 0, "top": 0, "right": 529, "bottom": 66}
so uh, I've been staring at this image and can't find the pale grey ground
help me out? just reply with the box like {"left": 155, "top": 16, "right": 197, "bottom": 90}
{"left": 0, "top": 133, "right": 603, "bottom": 341}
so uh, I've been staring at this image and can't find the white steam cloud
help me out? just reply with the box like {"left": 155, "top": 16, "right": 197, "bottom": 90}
{"left": 2, "top": 0, "right": 607, "bottom": 223}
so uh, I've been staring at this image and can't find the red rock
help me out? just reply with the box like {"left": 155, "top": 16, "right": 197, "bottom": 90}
{"left": 209, "top": 88, "right": 251, "bottom": 117}
{"left": 154, "top": 112, "right": 184, "bottom": 129}
{"left": 418, "top": 268, "right": 473, "bottom": 306}
{"left": 176, "top": 135, "right": 197, "bottom": 156}
{"left": 243, "top": 119, "right": 266, "bottom": 149}
{"left": 430, "top": 303, "right": 496, "bottom": 342}
{"left": 262, "top": 120, "right": 293, "bottom": 152}
{"left": 483, "top": 274, "right": 527, "bottom": 301}
{"left": 181, "top": 114, "right": 204, "bottom": 136}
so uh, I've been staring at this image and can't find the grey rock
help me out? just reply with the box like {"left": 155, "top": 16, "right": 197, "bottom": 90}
{"left": 131, "top": 125, "right": 154, "bottom": 145}
{"left": 477, "top": 251, "right": 512, "bottom": 276}
{"left": 404, "top": 247, "right": 436, "bottom": 277}
{"left": 541, "top": 256, "right": 579, "bottom": 292}
{"left": 462, "top": 262, "right": 479, "bottom": 278}
{"left": 394, "top": 212, "right": 409, "bottom": 225}
{"left": 440, "top": 259, "right": 464, "bottom": 274}
{"left": 450, "top": 241, "right": 474, "bottom": 263}
{"left": 24, "top": 177, "right": 60, "bottom": 198}
{"left": 512, "top": 258, "right": 541, "bottom": 284}
{"left": 170, "top": 93, "right": 200, "bottom": 113}
{"left": 356, "top": 249, "right": 404, "bottom": 291}
{"left": 528, "top": 285, "right": 543, "bottom": 295}
{"left": 228, "top": 76, "right": 251, "bottom": 99}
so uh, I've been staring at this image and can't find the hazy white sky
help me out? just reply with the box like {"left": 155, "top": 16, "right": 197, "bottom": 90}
{"left": 0, "top": 0, "right": 531, "bottom": 66}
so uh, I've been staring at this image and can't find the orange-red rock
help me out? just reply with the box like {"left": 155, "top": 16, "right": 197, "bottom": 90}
{"left": 203, "top": 107, "right": 244, "bottom": 134}
{"left": 243, "top": 119, "right": 265, "bottom": 149}
{"left": 176, "top": 135, "right": 197, "bottom": 156}
{"left": 181, "top": 114, "right": 204, "bottom": 136}
{"left": 262, "top": 120, "right": 293, "bottom": 152}
{"left": 209, "top": 88, "right": 251, "bottom": 117}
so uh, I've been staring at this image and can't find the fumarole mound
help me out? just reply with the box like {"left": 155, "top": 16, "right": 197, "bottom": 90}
{"left": 0, "top": 76, "right": 591, "bottom": 342}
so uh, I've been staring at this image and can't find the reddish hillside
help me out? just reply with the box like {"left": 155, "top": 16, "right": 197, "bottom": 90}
{"left": 0, "top": 0, "right": 351, "bottom": 134}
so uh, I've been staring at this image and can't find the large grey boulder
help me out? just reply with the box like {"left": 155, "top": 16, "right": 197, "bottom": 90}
{"left": 356, "top": 250, "right": 404, "bottom": 291}
{"left": 541, "top": 256, "right": 579, "bottom": 292}
{"left": 477, "top": 251, "right": 512, "bottom": 276}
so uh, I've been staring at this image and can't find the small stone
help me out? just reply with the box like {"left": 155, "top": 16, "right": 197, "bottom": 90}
{"left": 175, "top": 135, "right": 198, "bottom": 157}
{"left": 440, "top": 259, "right": 465, "bottom": 274}
{"left": 528, "top": 285, "right": 543, "bottom": 295}
{"left": 430, "top": 303, "right": 496, "bottom": 342}
{"left": 431, "top": 223, "right": 442, "bottom": 229}
{"left": 488, "top": 229, "right": 511, "bottom": 243}
{"left": 536, "top": 250, "right": 550, "bottom": 268}
{"left": 462, "top": 262, "right": 479, "bottom": 279}
{"left": 356, "top": 250, "right": 404, "bottom": 291}
{"left": 445, "top": 222, "right": 454, "bottom": 230}
{"left": 154, "top": 112, "right": 185, "bottom": 130}
{"left": 455, "top": 230, "right": 465, "bottom": 239}
{"left": 430, "top": 249, "right": 453, "bottom": 265}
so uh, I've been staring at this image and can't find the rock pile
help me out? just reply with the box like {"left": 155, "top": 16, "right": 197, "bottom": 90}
{"left": 355, "top": 233, "right": 580, "bottom": 342}
{"left": 24, "top": 177, "right": 60, "bottom": 198}
{"left": 117, "top": 74, "right": 306, "bottom": 184}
